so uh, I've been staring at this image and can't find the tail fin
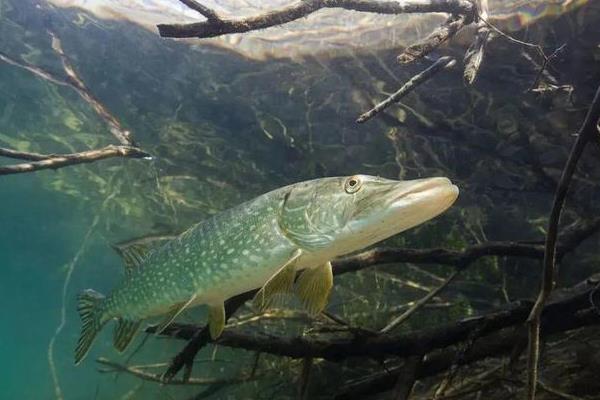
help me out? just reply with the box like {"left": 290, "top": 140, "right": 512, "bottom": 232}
{"left": 75, "top": 289, "right": 106, "bottom": 365}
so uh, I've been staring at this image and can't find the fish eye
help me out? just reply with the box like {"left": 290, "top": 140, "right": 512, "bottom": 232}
{"left": 344, "top": 175, "right": 362, "bottom": 194}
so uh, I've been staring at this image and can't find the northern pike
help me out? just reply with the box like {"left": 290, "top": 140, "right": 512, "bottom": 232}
{"left": 75, "top": 175, "right": 459, "bottom": 363}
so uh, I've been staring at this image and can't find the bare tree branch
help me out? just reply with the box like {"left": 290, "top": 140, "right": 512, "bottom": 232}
{"left": 0, "top": 31, "right": 151, "bottom": 176}
{"left": 0, "top": 147, "right": 52, "bottom": 161}
{"left": 0, "top": 35, "right": 136, "bottom": 147}
{"left": 526, "top": 83, "right": 600, "bottom": 400}
{"left": 158, "top": 0, "right": 474, "bottom": 39}
{"left": 48, "top": 32, "right": 136, "bottom": 146}
{"left": 0, "top": 145, "right": 151, "bottom": 176}
{"left": 356, "top": 56, "right": 456, "bottom": 123}
{"left": 379, "top": 268, "right": 460, "bottom": 334}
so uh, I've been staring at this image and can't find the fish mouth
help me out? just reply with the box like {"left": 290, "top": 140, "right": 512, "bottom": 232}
{"left": 390, "top": 177, "right": 459, "bottom": 212}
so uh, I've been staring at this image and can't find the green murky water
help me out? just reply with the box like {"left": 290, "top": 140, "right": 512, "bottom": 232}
{"left": 2, "top": 1, "right": 600, "bottom": 399}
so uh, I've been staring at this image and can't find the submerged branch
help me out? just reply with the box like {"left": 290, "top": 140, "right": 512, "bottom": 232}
{"left": 157, "top": 274, "right": 600, "bottom": 362}
{"left": 379, "top": 269, "right": 460, "bottom": 334}
{"left": 148, "top": 215, "right": 600, "bottom": 381}
{"left": 48, "top": 32, "right": 136, "bottom": 146}
{"left": 0, "top": 32, "right": 151, "bottom": 176}
{"left": 356, "top": 56, "right": 456, "bottom": 123}
{"left": 0, "top": 36, "right": 136, "bottom": 147}
{"left": 178, "top": 0, "right": 222, "bottom": 22}
{"left": 158, "top": 0, "right": 474, "bottom": 38}
{"left": 333, "top": 302, "right": 600, "bottom": 399}
{"left": 526, "top": 84, "right": 600, "bottom": 399}
{"left": 96, "top": 357, "right": 256, "bottom": 385}
{"left": 397, "top": 15, "right": 467, "bottom": 64}
{"left": 0, "top": 145, "right": 151, "bottom": 176}
{"left": 0, "top": 147, "right": 53, "bottom": 161}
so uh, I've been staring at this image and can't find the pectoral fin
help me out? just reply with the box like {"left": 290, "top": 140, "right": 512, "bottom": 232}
{"left": 253, "top": 249, "right": 302, "bottom": 311}
{"left": 208, "top": 303, "right": 226, "bottom": 339}
{"left": 155, "top": 294, "right": 197, "bottom": 334}
{"left": 295, "top": 262, "right": 333, "bottom": 316}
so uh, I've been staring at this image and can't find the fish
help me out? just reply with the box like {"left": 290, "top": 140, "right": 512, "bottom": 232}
{"left": 75, "top": 174, "right": 459, "bottom": 364}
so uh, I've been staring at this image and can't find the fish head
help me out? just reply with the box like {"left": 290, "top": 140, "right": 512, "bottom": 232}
{"left": 278, "top": 175, "right": 459, "bottom": 256}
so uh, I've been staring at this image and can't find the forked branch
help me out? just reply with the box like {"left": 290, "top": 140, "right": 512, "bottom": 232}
{"left": 158, "top": 0, "right": 474, "bottom": 38}
{"left": 0, "top": 31, "right": 149, "bottom": 176}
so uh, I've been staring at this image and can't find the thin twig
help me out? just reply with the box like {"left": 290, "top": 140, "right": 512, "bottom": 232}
{"left": 48, "top": 217, "right": 99, "bottom": 400}
{"left": 178, "top": 0, "right": 221, "bottom": 21}
{"left": 537, "top": 381, "right": 584, "bottom": 400}
{"left": 0, "top": 145, "right": 151, "bottom": 176}
{"left": 48, "top": 32, "right": 135, "bottom": 146}
{"left": 526, "top": 84, "right": 600, "bottom": 400}
{"left": 379, "top": 269, "right": 460, "bottom": 334}
{"left": 357, "top": 56, "right": 456, "bottom": 123}
{"left": 96, "top": 357, "right": 256, "bottom": 385}
{"left": 0, "top": 50, "right": 68, "bottom": 86}
{"left": 1, "top": 35, "right": 136, "bottom": 147}
{"left": 321, "top": 311, "right": 378, "bottom": 336}
{"left": 477, "top": 16, "right": 563, "bottom": 92}
{"left": 527, "top": 44, "right": 567, "bottom": 92}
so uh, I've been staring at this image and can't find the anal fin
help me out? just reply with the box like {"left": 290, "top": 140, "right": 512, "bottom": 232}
{"left": 155, "top": 294, "right": 197, "bottom": 334}
{"left": 253, "top": 249, "right": 302, "bottom": 311}
{"left": 113, "top": 319, "right": 141, "bottom": 352}
{"left": 295, "top": 262, "right": 333, "bottom": 316}
{"left": 208, "top": 303, "right": 226, "bottom": 339}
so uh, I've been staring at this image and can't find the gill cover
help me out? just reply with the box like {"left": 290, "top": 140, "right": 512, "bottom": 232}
{"left": 278, "top": 178, "right": 352, "bottom": 251}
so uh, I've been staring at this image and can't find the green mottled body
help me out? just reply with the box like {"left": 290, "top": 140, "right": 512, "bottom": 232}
{"left": 103, "top": 185, "right": 298, "bottom": 323}
{"left": 75, "top": 175, "right": 459, "bottom": 364}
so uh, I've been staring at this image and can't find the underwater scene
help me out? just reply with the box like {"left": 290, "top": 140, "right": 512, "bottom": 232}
{"left": 1, "top": 0, "right": 600, "bottom": 399}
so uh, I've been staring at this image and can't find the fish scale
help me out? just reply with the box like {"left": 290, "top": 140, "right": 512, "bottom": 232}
{"left": 106, "top": 187, "right": 296, "bottom": 321}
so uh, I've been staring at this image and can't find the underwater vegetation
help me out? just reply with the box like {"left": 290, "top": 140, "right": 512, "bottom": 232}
{"left": 1, "top": 0, "right": 600, "bottom": 399}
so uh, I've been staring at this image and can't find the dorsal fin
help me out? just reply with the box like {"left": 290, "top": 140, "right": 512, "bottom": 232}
{"left": 114, "top": 244, "right": 151, "bottom": 273}
{"left": 112, "top": 234, "right": 177, "bottom": 276}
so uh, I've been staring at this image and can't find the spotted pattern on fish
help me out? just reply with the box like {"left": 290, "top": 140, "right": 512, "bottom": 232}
{"left": 74, "top": 175, "right": 459, "bottom": 364}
